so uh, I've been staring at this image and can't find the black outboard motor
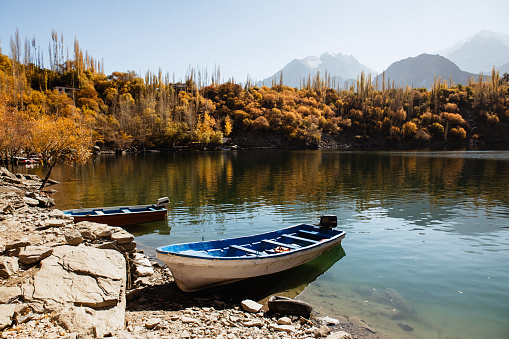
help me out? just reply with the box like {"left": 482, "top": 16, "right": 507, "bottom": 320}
{"left": 318, "top": 215, "right": 337, "bottom": 230}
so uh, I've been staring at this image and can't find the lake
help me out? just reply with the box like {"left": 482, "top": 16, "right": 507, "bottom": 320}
{"left": 19, "top": 149, "right": 509, "bottom": 338}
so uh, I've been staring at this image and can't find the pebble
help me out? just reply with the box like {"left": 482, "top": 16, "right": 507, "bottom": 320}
{"left": 326, "top": 331, "right": 353, "bottom": 339}
{"left": 243, "top": 319, "right": 263, "bottom": 327}
{"left": 181, "top": 316, "right": 199, "bottom": 324}
{"left": 277, "top": 316, "right": 292, "bottom": 325}
{"left": 269, "top": 323, "right": 295, "bottom": 333}
{"left": 240, "top": 299, "right": 263, "bottom": 313}
{"left": 144, "top": 318, "right": 161, "bottom": 329}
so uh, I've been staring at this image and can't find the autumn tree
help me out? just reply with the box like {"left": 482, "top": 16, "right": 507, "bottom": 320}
{"left": 28, "top": 115, "right": 93, "bottom": 189}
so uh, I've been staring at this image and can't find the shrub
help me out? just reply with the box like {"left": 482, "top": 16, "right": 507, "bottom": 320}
{"left": 449, "top": 127, "right": 467, "bottom": 140}
{"left": 428, "top": 122, "right": 444, "bottom": 138}
{"left": 251, "top": 116, "right": 270, "bottom": 131}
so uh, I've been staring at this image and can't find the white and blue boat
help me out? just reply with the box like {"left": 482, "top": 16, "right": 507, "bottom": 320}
{"left": 156, "top": 216, "right": 346, "bottom": 292}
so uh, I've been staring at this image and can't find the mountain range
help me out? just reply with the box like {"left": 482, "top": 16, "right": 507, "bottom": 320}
{"left": 439, "top": 30, "right": 509, "bottom": 73}
{"left": 257, "top": 52, "right": 375, "bottom": 88}
{"left": 258, "top": 30, "right": 509, "bottom": 89}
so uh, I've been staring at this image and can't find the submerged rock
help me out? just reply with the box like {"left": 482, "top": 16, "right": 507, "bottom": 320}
{"left": 398, "top": 322, "right": 414, "bottom": 331}
{"left": 267, "top": 295, "right": 313, "bottom": 318}
{"left": 349, "top": 316, "right": 376, "bottom": 333}
{"left": 382, "top": 288, "right": 415, "bottom": 315}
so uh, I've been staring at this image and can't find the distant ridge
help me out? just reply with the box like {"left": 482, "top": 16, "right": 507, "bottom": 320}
{"left": 496, "top": 63, "right": 509, "bottom": 75}
{"left": 373, "top": 54, "right": 475, "bottom": 89}
{"left": 257, "top": 52, "right": 375, "bottom": 88}
{"left": 440, "top": 30, "right": 509, "bottom": 73}
{"left": 255, "top": 30, "right": 509, "bottom": 90}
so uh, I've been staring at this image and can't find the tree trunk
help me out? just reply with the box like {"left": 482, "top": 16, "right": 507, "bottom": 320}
{"left": 39, "top": 159, "right": 58, "bottom": 190}
{"left": 444, "top": 120, "right": 449, "bottom": 141}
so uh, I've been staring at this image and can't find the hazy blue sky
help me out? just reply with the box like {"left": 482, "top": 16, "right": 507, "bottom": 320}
{"left": 1, "top": 0, "right": 508, "bottom": 82}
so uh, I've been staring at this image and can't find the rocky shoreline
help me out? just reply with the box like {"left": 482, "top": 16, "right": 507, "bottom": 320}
{"left": 0, "top": 167, "right": 386, "bottom": 339}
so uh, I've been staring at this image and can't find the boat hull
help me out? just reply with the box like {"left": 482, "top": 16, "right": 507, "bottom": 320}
{"left": 63, "top": 204, "right": 167, "bottom": 227}
{"left": 157, "top": 224, "right": 345, "bottom": 292}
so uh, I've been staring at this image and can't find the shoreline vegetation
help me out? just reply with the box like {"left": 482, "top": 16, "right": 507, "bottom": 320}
{"left": 1, "top": 30, "right": 509, "bottom": 171}
{"left": 0, "top": 167, "right": 387, "bottom": 338}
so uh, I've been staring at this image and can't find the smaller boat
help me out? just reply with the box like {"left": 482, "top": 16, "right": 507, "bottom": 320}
{"left": 156, "top": 215, "right": 345, "bottom": 292}
{"left": 62, "top": 197, "right": 169, "bottom": 226}
{"left": 13, "top": 156, "right": 41, "bottom": 164}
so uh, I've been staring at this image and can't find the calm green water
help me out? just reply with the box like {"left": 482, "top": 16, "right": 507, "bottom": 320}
{"left": 20, "top": 150, "right": 509, "bottom": 338}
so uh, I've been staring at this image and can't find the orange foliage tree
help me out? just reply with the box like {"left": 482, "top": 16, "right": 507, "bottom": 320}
{"left": 28, "top": 115, "right": 93, "bottom": 189}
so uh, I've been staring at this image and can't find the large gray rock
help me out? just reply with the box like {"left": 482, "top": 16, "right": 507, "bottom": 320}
{"left": 93, "top": 225, "right": 115, "bottom": 238}
{"left": 75, "top": 221, "right": 112, "bottom": 240}
{"left": 27, "top": 246, "right": 126, "bottom": 308}
{"left": 23, "top": 245, "right": 127, "bottom": 335}
{"left": 18, "top": 246, "right": 53, "bottom": 265}
{"left": 111, "top": 230, "right": 134, "bottom": 244}
{"left": 64, "top": 229, "right": 83, "bottom": 246}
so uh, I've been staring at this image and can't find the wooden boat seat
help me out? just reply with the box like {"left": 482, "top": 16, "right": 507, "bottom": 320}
{"left": 229, "top": 245, "right": 259, "bottom": 255}
{"left": 95, "top": 210, "right": 105, "bottom": 215}
{"left": 282, "top": 234, "right": 318, "bottom": 244}
{"left": 298, "top": 229, "right": 331, "bottom": 240}
{"left": 121, "top": 209, "right": 131, "bottom": 213}
{"left": 262, "top": 239, "right": 299, "bottom": 250}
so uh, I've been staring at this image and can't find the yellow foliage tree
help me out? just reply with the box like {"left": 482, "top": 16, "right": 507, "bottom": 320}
{"left": 28, "top": 115, "right": 93, "bottom": 189}
{"left": 223, "top": 116, "right": 233, "bottom": 136}
{"left": 402, "top": 121, "right": 418, "bottom": 138}
{"left": 0, "top": 92, "right": 30, "bottom": 164}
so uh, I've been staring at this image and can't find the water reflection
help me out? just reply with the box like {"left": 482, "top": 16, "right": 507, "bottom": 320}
{"left": 124, "top": 219, "right": 171, "bottom": 236}
{"left": 18, "top": 150, "right": 509, "bottom": 228}
{"left": 191, "top": 246, "right": 346, "bottom": 303}
{"left": 17, "top": 150, "right": 509, "bottom": 239}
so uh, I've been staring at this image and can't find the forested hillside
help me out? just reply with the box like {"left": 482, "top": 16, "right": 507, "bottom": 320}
{"left": 1, "top": 32, "right": 509, "bottom": 166}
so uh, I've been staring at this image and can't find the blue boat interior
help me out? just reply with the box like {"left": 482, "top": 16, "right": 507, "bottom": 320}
{"left": 157, "top": 224, "right": 345, "bottom": 258}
